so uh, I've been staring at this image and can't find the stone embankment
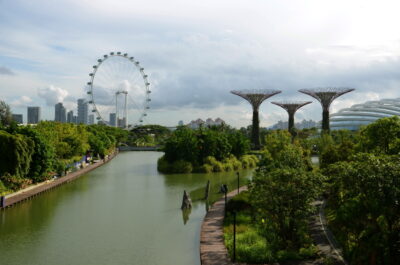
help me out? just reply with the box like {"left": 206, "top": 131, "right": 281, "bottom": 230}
{"left": 0, "top": 151, "right": 118, "bottom": 209}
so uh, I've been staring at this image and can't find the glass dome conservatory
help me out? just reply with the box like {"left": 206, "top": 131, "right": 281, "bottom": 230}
{"left": 330, "top": 98, "right": 400, "bottom": 130}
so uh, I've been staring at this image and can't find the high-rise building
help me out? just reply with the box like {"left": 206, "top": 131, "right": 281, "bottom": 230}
{"left": 27, "top": 106, "right": 40, "bottom": 124}
{"left": 109, "top": 113, "right": 116, "bottom": 127}
{"left": 117, "top": 117, "right": 126, "bottom": 128}
{"left": 72, "top": 115, "right": 78, "bottom": 124}
{"left": 67, "top": 110, "right": 74, "bottom": 123}
{"left": 88, "top": 114, "right": 94, "bottom": 125}
{"left": 77, "top": 99, "right": 88, "bottom": 124}
{"left": 54, "top": 102, "right": 66, "bottom": 123}
{"left": 12, "top": 114, "right": 23, "bottom": 124}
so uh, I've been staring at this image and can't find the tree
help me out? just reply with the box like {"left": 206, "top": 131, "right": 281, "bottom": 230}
{"left": 163, "top": 126, "right": 199, "bottom": 164}
{"left": 250, "top": 168, "right": 323, "bottom": 250}
{"left": 324, "top": 154, "right": 400, "bottom": 265}
{"left": 0, "top": 100, "right": 13, "bottom": 127}
{"left": 358, "top": 116, "right": 400, "bottom": 155}
{"left": 0, "top": 130, "right": 34, "bottom": 178}
{"left": 16, "top": 126, "right": 55, "bottom": 182}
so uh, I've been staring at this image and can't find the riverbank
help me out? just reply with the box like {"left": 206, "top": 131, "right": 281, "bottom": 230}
{"left": 0, "top": 150, "right": 118, "bottom": 209}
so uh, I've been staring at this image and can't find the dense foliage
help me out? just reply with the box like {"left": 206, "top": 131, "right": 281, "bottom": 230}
{"left": 302, "top": 117, "right": 400, "bottom": 264}
{"left": 323, "top": 154, "right": 400, "bottom": 264}
{"left": 128, "top": 124, "right": 171, "bottom": 147}
{"left": 157, "top": 126, "right": 255, "bottom": 173}
{"left": 0, "top": 121, "right": 127, "bottom": 194}
{"left": 238, "top": 130, "right": 322, "bottom": 262}
{"left": 0, "top": 100, "right": 13, "bottom": 127}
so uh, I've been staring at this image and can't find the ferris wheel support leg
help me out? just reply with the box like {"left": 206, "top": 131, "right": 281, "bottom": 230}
{"left": 124, "top": 92, "right": 128, "bottom": 129}
{"left": 115, "top": 92, "right": 119, "bottom": 128}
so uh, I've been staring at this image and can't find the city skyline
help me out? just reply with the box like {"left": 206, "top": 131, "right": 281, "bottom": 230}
{"left": 1, "top": 0, "right": 400, "bottom": 128}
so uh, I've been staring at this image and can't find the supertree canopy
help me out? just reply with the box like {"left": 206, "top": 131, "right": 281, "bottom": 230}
{"left": 299, "top": 87, "right": 355, "bottom": 132}
{"left": 231, "top": 89, "right": 281, "bottom": 149}
{"left": 271, "top": 101, "right": 312, "bottom": 133}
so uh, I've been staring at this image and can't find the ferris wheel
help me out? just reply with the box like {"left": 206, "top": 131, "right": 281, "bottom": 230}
{"left": 86, "top": 52, "right": 151, "bottom": 128}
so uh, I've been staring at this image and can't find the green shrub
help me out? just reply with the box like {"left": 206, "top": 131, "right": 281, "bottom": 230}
{"left": 240, "top": 155, "right": 258, "bottom": 168}
{"left": 0, "top": 179, "right": 9, "bottom": 195}
{"left": 299, "top": 245, "right": 318, "bottom": 259}
{"left": 213, "top": 161, "right": 224, "bottom": 172}
{"left": 171, "top": 160, "right": 193, "bottom": 173}
{"left": 196, "top": 164, "right": 213, "bottom": 173}
{"left": 157, "top": 155, "right": 172, "bottom": 173}
{"left": 276, "top": 250, "right": 301, "bottom": 261}
{"left": 225, "top": 228, "right": 274, "bottom": 264}
{"left": 226, "top": 191, "right": 252, "bottom": 212}
{"left": 223, "top": 162, "right": 233, "bottom": 171}
{"left": 232, "top": 160, "right": 242, "bottom": 170}
{"left": 0, "top": 173, "right": 32, "bottom": 191}
{"left": 204, "top": 156, "right": 218, "bottom": 165}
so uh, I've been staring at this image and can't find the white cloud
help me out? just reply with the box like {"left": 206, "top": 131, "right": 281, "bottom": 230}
{"left": 37, "top": 85, "right": 69, "bottom": 106}
{"left": 10, "top": 96, "right": 32, "bottom": 107}
{"left": 1, "top": 0, "right": 400, "bottom": 126}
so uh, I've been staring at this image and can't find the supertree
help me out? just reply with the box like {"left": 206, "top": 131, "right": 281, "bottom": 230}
{"left": 231, "top": 89, "right": 281, "bottom": 149}
{"left": 271, "top": 101, "right": 312, "bottom": 134}
{"left": 299, "top": 87, "right": 355, "bottom": 132}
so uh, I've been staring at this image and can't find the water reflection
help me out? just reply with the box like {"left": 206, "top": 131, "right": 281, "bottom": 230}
{"left": 181, "top": 208, "right": 191, "bottom": 225}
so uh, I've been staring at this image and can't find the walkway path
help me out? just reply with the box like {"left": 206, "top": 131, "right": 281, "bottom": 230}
{"left": 200, "top": 186, "right": 248, "bottom": 265}
{"left": 199, "top": 187, "right": 347, "bottom": 265}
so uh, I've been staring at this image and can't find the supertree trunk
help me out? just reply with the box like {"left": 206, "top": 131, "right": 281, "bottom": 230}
{"left": 252, "top": 110, "right": 260, "bottom": 149}
{"left": 231, "top": 89, "right": 281, "bottom": 150}
{"left": 271, "top": 101, "right": 312, "bottom": 136}
{"left": 322, "top": 109, "right": 330, "bottom": 132}
{"left": 299, "top": 88, "right": 355, "bottom": 134}
{"left": 288, "top": 113, "right": 295, "bottom": 133}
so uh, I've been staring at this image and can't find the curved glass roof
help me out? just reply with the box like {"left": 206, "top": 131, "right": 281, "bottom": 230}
{"left": 330, "top": 98, "right": 400, "bottom": 130}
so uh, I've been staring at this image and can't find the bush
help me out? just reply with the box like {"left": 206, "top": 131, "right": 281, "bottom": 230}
{"left": 240, "top": 154, "right": 259, "bottom": 168}
{"left": 157, "top": 155, "right": 172, "bottom": 173}
{"left": 226, "top": 191, "right": 251, "bottom": 212}
{"left": 223, "top": 162, "right": 233, "bottom": 171}
{"left": 0, "top": 173, "right": 32, "bottom": 191}
{"left": 171, "top": 160, "right": 193, "bottom": 173}
{"left": 0, "top": 179, "right": 9, "bottom": 195}
{"left": 225, "top": 227, "right": 274, "bottom": 263}
{"left": 196, "top": 164, "right": 213, "bottom": 173}
{"left": 213, "top": 161, "right": 224, "bottom": 172}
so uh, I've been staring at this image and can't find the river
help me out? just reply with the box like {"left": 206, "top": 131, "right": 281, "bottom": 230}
{"left": 0, "top": 151, "right": 253, "bottom": 265}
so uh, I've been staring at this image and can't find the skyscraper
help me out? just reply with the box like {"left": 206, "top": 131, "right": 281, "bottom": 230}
{"left": 109, "top": 113, "right": 116, "bottom": 127}
{"left": 88, "top": 114, "right": 94, "bottom": 125}
{"left": 54, "top": 102, "right": 66, "bottom": 123}
{"left": 12, "top": 114, "right": 23, "bottom": 124}
{"left": 27, "top": 106, "right": 40, "bottom": 124}
{"left": 67, "top": 110, "right": 74, "bottom": 123}
{"left": 77, "top": 99, "right": 88, "bottom": 124}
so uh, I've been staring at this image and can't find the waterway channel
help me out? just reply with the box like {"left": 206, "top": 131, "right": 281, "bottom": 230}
{"left": 0, "top": 151, "right": 253, "bottom": 265}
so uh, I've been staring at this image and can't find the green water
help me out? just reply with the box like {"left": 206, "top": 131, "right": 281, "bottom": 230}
{"left": 0, "top": 152, "right": 253, "bottom": 265}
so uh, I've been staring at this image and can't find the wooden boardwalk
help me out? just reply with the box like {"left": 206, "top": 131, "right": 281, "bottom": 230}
{"left": 200, "top": 186, "right": 248, "bottom": 265}
{"left": 1, "top": 152, "right": 117, "bottom": 209}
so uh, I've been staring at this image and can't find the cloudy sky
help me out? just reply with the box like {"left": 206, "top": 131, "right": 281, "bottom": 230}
{"left": 1, "top": 0, "right": 400, "bottom": 127}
